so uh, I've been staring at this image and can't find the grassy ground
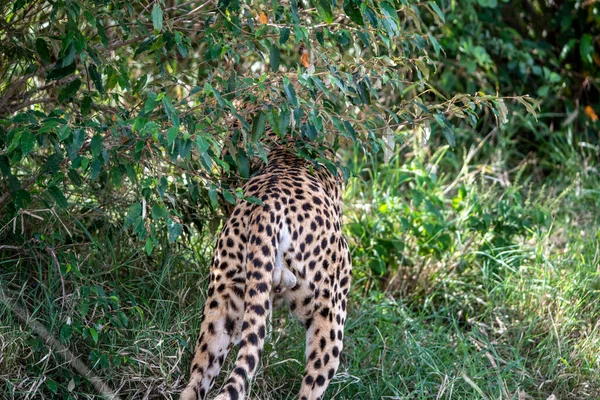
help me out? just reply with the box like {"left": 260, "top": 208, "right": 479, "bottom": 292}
{"left": 1, "top": 132, "right": 599, "bottom": 399}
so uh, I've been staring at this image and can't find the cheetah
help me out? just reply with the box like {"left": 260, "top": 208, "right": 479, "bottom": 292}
{"left": 181, "top": 138, "right": 352, "bottom": 400}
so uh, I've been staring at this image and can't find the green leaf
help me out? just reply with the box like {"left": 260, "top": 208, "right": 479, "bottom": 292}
{"left": 48, "top": 186, "right": 68, "bottom": 208}
{"left": 81, "top": 95, "right": 92, "bottom": 116}
{"left": 208, "top": 184, "right": 219, "bottom": 210}
{"left": 580, "top": 34, "right": 594, "bottom": 65}
{"left": 279, "top": 27, "right": 290, "bottom": 44}
{"left": 151, "top": 203, "right": 168, "bottom": 220}
{"left": 167, "top": 218, "right": 183, "bottom": 243}
{"left": 283, "top": 77, "right": 298, "bottom": 107}
{"left": 429, "top": 35, "right": 442, "bottom": 56}
{"left": 96, "top": 20, "right": 109, "bottom": 46}
{"left": 60, "top": 324, "right": 72, "bottom": 343}
{"left": 428, "top": 1, "right": 445, "bottom": 23}
{"left": 152, "top": 3, "right": 163, "bottom": 32}
{"left": 20, "top": 131, "right": 35, "bottom": 155}
{"left": 58, "top": 125, "right": 71, "bottom": 141}
{"left": 251, "top": 111, "right": 267, "bottom": 143}
{"left": 237, "top": 150, "right": 249, "bottom": 179}
{"left": 88, "top": 64, "right": 104, "bottom": 94}
{"left": 91, "top": 135, "right": 102, "bottom": 157}
{"left": 46, "top": 379, "right": 58, "bottom": 394}
{"left": 245, "top": 196, "right": 264, "bottom": 205}
{"left": 312, "top": 0, "right": 334, "bottom": 24}
{"left": 35, "top": 38, "right": 51, "bottom": 64}
{"left": 39, "top": 119, "right": 60, "bottom": 134}
{"left": 89, "top": 327, "right": 98, "bottom": 344}
{"left": 343, "top": 0, "right": 364, "bottom": 25}
{"left": 162, "top": 96, "right": 180, "bottom": 128}
{"left": 167, "top": 126, "right": 178, "bottom": 145}
{"left": 270, "top": 44, "right": 280, "bottom": 72}
{"left": 90, "top": 158, "right": 102, "bottom": 180}
{"left": 41, "top": 153, "right": 62, "bottom": 174}
{"left": 124, "top": 202, "right": 142, "bottom": 229}
{"left": 433, "top": 113, "right": 455, "bottom": 147}
{"left": 145, "top": 237, "right": 154, "bottom": 256}
{"left": 222, "top": 190, "right": 236, "bottom": 204}
{"left": 58, "top": 78, "right": 81, "bottom": 102}
{"left": 61, "top": 43, "right": 77, "bottom": 67}
{"left": 47, "top": 62, "right": 76, "bottom": 81}
{"left": 380, "top": 2, "right": 400, "bottom": 39}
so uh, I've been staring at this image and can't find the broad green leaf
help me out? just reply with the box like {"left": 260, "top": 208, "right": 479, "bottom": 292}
{"left": 39, "top": 119, "right": 60, "bottom": 134}
{"left": 35, "top": 38, "right": 51, "bottom": 64}
{"left": 7, "top": 129, "right": 22, "bottom": 153}
{"left": 245, "top": 196, "right": 264, "bottom": 205}
{"left": 57, "top": 125, "right": 71, "bottom": 141}
{"left": 96, "top": 20, "right": 109, "bottom": 46}
{"left": 279, "top": 27, "right": 290, "bottom": 44}
{"left": 81, "top": 95, "right": 92, "bottom": 116}
{"left": 91, "top": 135, "right": 102, "bottom": 157}
{"left": 58, "top": 78, "right": 81, "bottom": 102}
{"left": 428, "top": 1, "right": 445, "bottom": 23}
{"left": 251, "top": 111, "right": 267, "bottom": 143}
{"left": 237, "top": 150, "right": 249, "bottom": 179}
{"left": 47, "top": 62, "right": 76, "bottom": 81}
{"left": 343, "top": 0, "right": 364, "bottom": 25}
{"left": 88, "top": 64, "right": 104, "bottom": 94}
{"left": 270, "top": 44, "right": 280, "bottom": 72}
{"left": 167, "top": 126, "right": 178, "bottom": 145}
{"left": 124, "top": 202, "right": 141, "bottom": 229}
{"left": 283, "top": 77, "right": 298, "bottom": 107}
{"left": 152, "top": 4, "right": 163, "bottom": 32}
{"left": 429, "top": 35, "right": 442, "bottom": 56}
{"left": 60, "top": 324, "right": 72, "bottom": 343}
{"left": 46, "top": 379, "right": 58, "bottom": 394}
{"left": 162, "top": 96, "right": 180, "bottom": 128}
{"left": 380, "top": 2, "right": 400, "bottom": 39}
{"left": 20, "top": 131, "right": 35, "bottom": 155}
{"left": 208, "top": 184, "right": 219, "bottom": 210}
{"left": 312, "top": 0, "right": 334, "bottom": 24}
{"left": 89, "top": 327, "right": 98, "bottom": 344}
{"left": 48, "top": 186, "right": 68, "bottom": 208}
{"left": 580, "top": 34, "right": 594, "bottom": 65}
{"left": 151, "top": 203, "right": 168, "bottom": 220}
{"left": 222, "top": 190, "right": 236, "bottom": 204}
{"left": 167, "top": 218, "right": 183, "bottom": 243}
{"left": 145, "top": 237, "right": 154, "bottom": 256}
{"left": 90, "top": 158, "right": 102, "bottom": 180}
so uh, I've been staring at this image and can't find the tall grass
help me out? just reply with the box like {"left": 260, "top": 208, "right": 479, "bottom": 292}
{"left": 1, "top": 132, "right": 599, "bottom": 399}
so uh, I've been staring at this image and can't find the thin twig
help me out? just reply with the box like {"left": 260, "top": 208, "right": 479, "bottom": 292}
{"left": 46, "top": 246, "right": 66, "bottom": 312}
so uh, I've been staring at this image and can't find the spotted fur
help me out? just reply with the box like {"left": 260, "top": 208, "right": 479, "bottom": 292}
{"left": 181, "top": 140, "right": 351, "bottom": 400}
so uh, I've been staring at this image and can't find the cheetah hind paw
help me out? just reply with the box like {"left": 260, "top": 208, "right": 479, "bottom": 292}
{"left": 273, "top": 267, "right": 297, "bottom": 293}
{"left": 179, "top": 385, "right": 197, "bottom": 400}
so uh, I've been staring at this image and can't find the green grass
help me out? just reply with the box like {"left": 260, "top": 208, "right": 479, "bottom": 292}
{"left": 1, "top": 136, "right": 599, "bottom": 399}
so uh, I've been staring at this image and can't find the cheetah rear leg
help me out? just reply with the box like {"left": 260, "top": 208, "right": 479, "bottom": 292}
{"left": 298, "top": 307, "right": 346, "bottom": 400}
{"left": 180, "top": 284, "right": 244, "bottom": 400}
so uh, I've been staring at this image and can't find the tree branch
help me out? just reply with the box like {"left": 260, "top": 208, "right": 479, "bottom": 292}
{"left": 0, "top": 285, "right": 122, "bottom": 399}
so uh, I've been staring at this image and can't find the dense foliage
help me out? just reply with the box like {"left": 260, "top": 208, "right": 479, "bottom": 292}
{"left": 1, "top": 0, "right": 599, "bottom": 398}
{"left": 0, "top": 0, "right": 522, "bottom": 244}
